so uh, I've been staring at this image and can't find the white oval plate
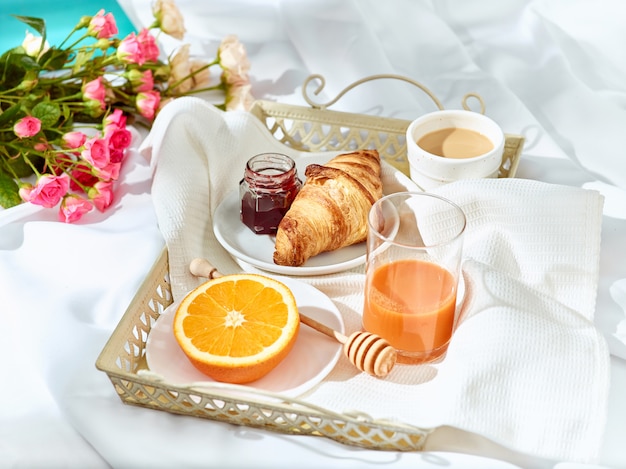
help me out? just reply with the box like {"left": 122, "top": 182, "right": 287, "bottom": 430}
{"left": 145, "top": 276, "right": 344, "bottom": 398}
{"left": 214, "top": 191, "right": 366, "bottom": 276}
{"left": 213, "top": 152, "right": 367, "bottom": 276}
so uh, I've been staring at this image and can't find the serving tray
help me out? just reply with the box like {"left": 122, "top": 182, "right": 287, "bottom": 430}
{"left": 96, "top": 74, "right": 524, "bottom": 452}
{"left": 250, "top": 74, "right": 524, "bottom": 178}
{"left": 96, "top": 247, "right": 431, "bottom": 450}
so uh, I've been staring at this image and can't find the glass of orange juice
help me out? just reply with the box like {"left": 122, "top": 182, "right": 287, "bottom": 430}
{"left": 363, "top": 192, "right": 466, "bottom": 364}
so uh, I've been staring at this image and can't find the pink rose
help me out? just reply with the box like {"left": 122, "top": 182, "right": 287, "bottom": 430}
{"left": 88, "top": 9, "right": 118, "bottom": 39}
{"left": 88, "top": 180, "right": 115, "bottom": 212}
{"left": 126, "top": 69, "right": 154, "bottom": 93}
{"left": 13, "top": 116, "right": 41, "bottom": 138}
{"left": 69, "top": 163, "right": 99, "bottom": 192}
{"left": 136, "top": 90, "right": 161, "bottom": 120}
{"left": 106, "top": 127, "right": 131, "bottom": 164}
{"left": 62, "top": 131, "right": 87, "bottom": 149}
{"left": 82, "top": 77, "right": 106, "bottom": 114}
{"left": 108, "top": 149, "right": 125, "bottom": 164}
{"left": 94, "top": 161, "right": 121, "bottom": 181}
{"left": 33, "top": 140, "right": 50, "bottom": 152}
{"left": 103, "top": 109, "right": 127, "bottom": 131}
{"left": 19, "top": 173, "right": 70, "bottom": 208}
{"left": 82, "top": 77, "right": 106, "bottom": 102}
{"left": 58, "top": 195, "right": 93, "bottom": 223}
{"left": 108, "top": 128, "right": 132, "bottom": 152}
{"left": 81, "top": 136, "right": 110, "bottom": 169}
{"left": 152, "top": 0, "right": 186, "bottom": 40}
{"left": 137, "top": 29, "right": 160, "bottom": 63}
{"left": 117, "top": 33, "right": 144, "bottom": 65}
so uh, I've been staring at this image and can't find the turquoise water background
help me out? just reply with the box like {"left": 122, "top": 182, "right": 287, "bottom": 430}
{"left": 0, "top": 0, "right": 136, "bottom": 52}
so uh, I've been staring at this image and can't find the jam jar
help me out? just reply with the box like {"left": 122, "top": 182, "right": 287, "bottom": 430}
{"left": 240, "top": 153, "right": 302, "bottom": 235}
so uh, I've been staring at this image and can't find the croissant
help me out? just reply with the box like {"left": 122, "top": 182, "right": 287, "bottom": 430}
{"left": 273, "top": 149, "right": 383, "bottom": 266}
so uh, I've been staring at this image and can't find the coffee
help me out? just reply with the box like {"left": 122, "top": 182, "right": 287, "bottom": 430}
{"left": 417, "top": 127, "right": 493, "bottom": 159}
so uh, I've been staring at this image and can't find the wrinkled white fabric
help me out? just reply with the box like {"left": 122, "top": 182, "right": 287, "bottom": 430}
{"left": 2, "top": 0, "right": 626, "bottom": 468}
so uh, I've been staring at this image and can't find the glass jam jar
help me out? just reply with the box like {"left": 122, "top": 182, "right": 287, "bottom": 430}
{"left": 240, "top": 153, "right": 302, "bottom": 235}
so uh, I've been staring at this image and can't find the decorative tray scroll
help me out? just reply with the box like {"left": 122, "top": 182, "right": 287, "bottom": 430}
{"left": 250, "top": 73, "right": 524, "bottom": 178}
{"left": 95, "top": 75, "right": 524, "bottom": 452}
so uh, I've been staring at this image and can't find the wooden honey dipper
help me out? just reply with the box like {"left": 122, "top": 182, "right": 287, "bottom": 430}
{"left": 189, "top": 258, "right": 397, "bottom": 378}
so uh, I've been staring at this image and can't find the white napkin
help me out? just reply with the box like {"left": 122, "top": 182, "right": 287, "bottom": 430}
{"left": 140, "top": 97, "right": 609, "bottom": 463}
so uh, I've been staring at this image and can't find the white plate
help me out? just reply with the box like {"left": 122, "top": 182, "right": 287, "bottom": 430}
{"left": 145, "top": 276, "right": 344, "bottom": 398}
{"left": 213, "top": 153, "right": 367, "bottom": 276}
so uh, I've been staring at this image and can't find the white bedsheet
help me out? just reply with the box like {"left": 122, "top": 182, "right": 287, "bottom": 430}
{"left": 1, "top": 1, "right": 625, "bottom": 468}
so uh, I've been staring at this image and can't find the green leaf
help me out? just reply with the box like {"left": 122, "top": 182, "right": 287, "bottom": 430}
{"left": 0, "top": 153, "right": 40, "bottom": 179}
{"left": 0, "top": 172, "right": 23, "bottom": 209}
{"left": 72, "top": 49, "right": 95, "bottom": 73}
{"left": 1, "top": 153, "right": 44, "bottom": 178}
{"left": 0, "top": 104, "right": 23, "bottom": 127}
{"left": 60, "top": 103, "right": 72, "bottom": 123}
{"left": 0, "top": 51, "right": 36, "bottom": 88}
{"left": 18, "top": 53, "right": 41, "bottom": 71}
{"left": 11, "top": 15, "right": 47, "bottom": 40}
{"left": 40, "top": 47, "right": 71, "bottom": 71}
{"left": 32, "top": 101, "right": 61, "bottom": 128}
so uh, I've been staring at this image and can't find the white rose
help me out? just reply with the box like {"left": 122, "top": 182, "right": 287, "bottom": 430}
{"left": 22, "top": 31, "right": 50, "bottom": 58}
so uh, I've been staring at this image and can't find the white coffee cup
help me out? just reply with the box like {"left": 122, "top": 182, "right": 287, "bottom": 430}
{"left": 406, "top": 110, "right": 505, "bottom": 190}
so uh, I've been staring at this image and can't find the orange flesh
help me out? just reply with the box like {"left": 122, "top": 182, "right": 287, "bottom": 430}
{"left": 183, "top": 280, "right": 289, "bottom": 357}
{"left": 173, "top": 275, "right": 299, "bottom": 384}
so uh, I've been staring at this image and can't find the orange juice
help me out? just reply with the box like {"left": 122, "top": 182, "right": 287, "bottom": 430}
{"left": 363, "top": 259, "right": 457, "bottom": 357}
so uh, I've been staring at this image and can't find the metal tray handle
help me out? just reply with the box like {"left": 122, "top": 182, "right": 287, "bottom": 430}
{"left": 302, "top": 73, "right": 485, "bottom": 114}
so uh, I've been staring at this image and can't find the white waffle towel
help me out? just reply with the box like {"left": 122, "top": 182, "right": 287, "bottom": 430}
{"left": 141, "top": 97, "right": 609, "bottom": 463}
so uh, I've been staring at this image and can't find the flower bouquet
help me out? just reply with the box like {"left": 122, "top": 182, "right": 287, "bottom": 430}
{"left": 0, "top": 0, "right": 253, "bottom": 222}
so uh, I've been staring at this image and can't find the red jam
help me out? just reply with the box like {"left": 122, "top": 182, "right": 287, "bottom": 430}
{"left": 240, "top": 153, "right": 302, "bottom": 235}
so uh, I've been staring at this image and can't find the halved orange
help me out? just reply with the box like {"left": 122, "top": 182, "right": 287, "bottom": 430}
{"left": 173, "top": 273, "right": 300, "bottom": 384}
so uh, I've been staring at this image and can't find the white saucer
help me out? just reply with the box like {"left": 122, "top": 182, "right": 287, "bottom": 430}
{"left": 213, "top": 152, "right": 369, "bottom": 276}
{"left": 213, "top": 190, "right": 366, "bottom": 276}
{"left": 145, "top": 275, "right": 344, "bottom": 398}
